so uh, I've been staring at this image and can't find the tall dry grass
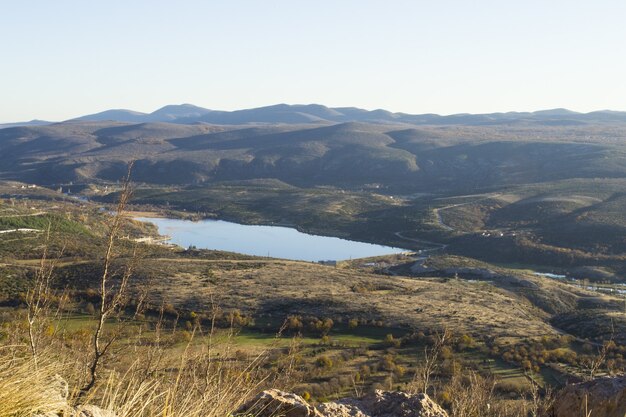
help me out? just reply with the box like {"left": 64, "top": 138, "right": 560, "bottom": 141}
{"left": 0, "top": 347, "right": 68, "bottom": 417}
{"left": 0, "top": 317, "right": 288, "bottom": 417}
{"left": 82, "top": 327, "right": 277, "bottom": 417}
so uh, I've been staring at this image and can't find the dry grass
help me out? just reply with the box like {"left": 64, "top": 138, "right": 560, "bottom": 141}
{"left": 78, "top": 343, "right": 272, "bottom": 416}
{"left": 136, "top": 259, "right": 561, "bottom": 344}
{"left": 0, "top": 348, "right": 68, "bottom": 417}
{"left": 0, "top": 319, "right": 287, "bottom": 417}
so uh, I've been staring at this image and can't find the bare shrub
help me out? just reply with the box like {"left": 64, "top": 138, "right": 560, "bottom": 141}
{"left": 408, "top": 327, "right": 451, "bottom": 396}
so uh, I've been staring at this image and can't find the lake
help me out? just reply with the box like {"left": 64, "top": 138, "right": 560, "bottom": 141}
{"left": 136, "top": 217, "right": 408, "bottom": 261}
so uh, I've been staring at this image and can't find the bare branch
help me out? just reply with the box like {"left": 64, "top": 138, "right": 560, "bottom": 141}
{"left": 80, "top": 161, "right": 135, "bottom": 398}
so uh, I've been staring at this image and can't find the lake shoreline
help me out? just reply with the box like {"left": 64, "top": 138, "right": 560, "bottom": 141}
{"left": 135, "top": 216, "right": 411, "bottom": 262}
{"left": 127, "top": 208, "right": 389, "bottom": 246}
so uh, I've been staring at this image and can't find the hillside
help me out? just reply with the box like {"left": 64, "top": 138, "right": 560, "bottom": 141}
{"left": 3, "top": 116, "right": 626, "bottom": 264}
{"left": 1, "top": 191, "right": 625, "bottom": 412}
{"left": 3, "top": 120, "right": 626, "bottom": 193}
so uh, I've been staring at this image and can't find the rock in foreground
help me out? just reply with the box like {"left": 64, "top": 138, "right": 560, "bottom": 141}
{"left": 553, "top": 375, "right": 626, "bottom": 417}
{"left": 237, "top": 389, "right": 324, "bottom": 417}
{"left": 238, "top": 389, "right": 448, "bottom": 417}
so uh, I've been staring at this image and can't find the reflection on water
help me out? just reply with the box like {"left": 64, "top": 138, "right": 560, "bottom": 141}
{"left": 137, "top": 217, "right": 407, "bottom": 262}
{"left": 532, "top": 271, "right": 626, "bottom": 295}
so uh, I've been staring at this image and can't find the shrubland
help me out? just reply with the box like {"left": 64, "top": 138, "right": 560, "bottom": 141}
{"left": 0, "top": 185, "right": 624, "bottom": 416}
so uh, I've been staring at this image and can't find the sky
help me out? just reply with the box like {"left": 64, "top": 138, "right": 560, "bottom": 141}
{"left": 1, "top": 0, "right": 626, "bottom": 123}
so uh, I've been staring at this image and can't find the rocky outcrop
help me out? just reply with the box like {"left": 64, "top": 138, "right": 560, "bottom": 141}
{"left": 553, "top": 375, "right": 626, "bottom": 417}
{"left": 317, "top": 402, "right": 368, "bottom": 417}
{"left": 30, "top": 375, "right": 116, "bottom": 417}
{"left": 325, "top": 390, "right": 448, "bottom": 417}
{"left": 237, "top": 389, "right": 324, "bottom": 417}
{"left": 239, "top": 389, "right": 448, "bottom": 417}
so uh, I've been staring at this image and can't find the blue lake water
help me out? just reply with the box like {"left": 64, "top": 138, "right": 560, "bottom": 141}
{"left": 137, "top": 217, "right": 407, "bottom": 261}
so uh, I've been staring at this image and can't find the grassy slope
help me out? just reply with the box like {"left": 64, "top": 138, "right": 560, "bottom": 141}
{"left": 2, "top": 192, "right": 626, "bottom": 403}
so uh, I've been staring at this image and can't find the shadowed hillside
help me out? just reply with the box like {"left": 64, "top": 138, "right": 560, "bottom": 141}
{"left": 3, "top": 112, "right": 626, "bottom": 265}
{"left": 3, "top": 120, "right": 626, "bottom": 194}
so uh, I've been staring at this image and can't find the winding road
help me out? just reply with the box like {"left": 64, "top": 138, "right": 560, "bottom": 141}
{"left": 432, "top": 193, "right": 501, "bottom": 231}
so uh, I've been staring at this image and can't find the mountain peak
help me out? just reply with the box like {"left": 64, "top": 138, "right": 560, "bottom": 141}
{"left": 69, "top": 109, "right": 148, "bottom": 123}
{"left": 533, "top": 108, "right": 579, "bottom": 116}
{"left": 50, "top": 104, "right": 626, "bottom": 127}
{"left": 149, "top": 104, "right": 212, "bottom": 121}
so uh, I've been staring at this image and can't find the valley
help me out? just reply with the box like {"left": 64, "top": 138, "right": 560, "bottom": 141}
{"left": 5, "top": 1, "right": 626, "bottom": 413}
{"left": 1, "top": 180, "right": 625, "bottom": 403}
{"left": 2, "top": 106, "right": 626, "bottom": 413}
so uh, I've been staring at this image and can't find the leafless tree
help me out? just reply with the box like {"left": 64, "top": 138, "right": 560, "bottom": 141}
{"left": 525, "top": 370, "right": 555, "bottom": 417}
{"left": 447, "top": 370, "right": 496, "bottom": 417}
{"left": 408, "top": 327, "right": 451, "bottom": 395}
{"left": 80, "top": 162, "right": 136, "bottom": 397}
{"left": 583, "top": 320, "right": 614, "bottom": 381}
{"left": 25, "top": 225, "right": 66, "bottom": 366}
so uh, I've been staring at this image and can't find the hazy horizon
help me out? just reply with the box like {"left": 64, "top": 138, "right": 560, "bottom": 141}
{"left": 2, "top": 0, "right": 626, "bottom": 123}
{"left": 5, "top": 102, "right": 626, "bottom": 125}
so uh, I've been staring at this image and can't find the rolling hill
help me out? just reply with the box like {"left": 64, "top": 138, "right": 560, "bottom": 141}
{"left": 45, "top": 103, "right": 626, "bottom": 126}
{"left": 2, "top": 119, "right": 626, "bottom": 193}
{"left": 3, "top": 105, "right": 626, "bottom": 262}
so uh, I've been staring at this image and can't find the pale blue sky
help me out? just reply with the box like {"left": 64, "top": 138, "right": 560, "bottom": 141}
{"left": 2, "top": 0, "right": 625, "bottom": 122}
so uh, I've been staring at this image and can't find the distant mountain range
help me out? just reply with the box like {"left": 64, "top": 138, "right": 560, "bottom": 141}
{"left": 3, "top": 102, "right": 626, "bottom": 197}
{"left": 4, "top": 104, "right": 626, "bottom": 128}
{"left": 0, "top": 119, "right": 54, "bottom": 129}
{"left": 72, "top": 104, "right": 213, "bottom": 123}
{"left": 3, "top": 103, "right": 626, "bottom": 265}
